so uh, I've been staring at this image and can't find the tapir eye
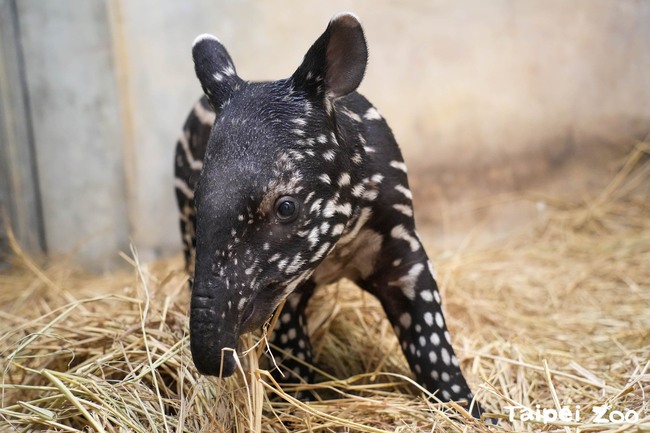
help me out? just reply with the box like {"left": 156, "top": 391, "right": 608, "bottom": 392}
{"left": 274, "top": 196, "right": 299, "bottom": 222}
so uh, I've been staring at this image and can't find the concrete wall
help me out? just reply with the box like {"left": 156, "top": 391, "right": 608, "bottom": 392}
{"left": 1, "top": 0, "right": 649, "bottom": 269}
{"left": 17, "top": 0, "right": 130, "bottom": 268}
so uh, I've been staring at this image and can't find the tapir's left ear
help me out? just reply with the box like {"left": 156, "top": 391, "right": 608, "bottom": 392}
{"left": 292, "top": 13, "right": 368, "bottom": 100}
{"left": 192, "top": 34, "right": 243, "bottom": 109}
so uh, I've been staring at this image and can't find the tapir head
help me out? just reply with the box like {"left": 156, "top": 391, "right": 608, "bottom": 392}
{"left": 189, "top": 13, "right": 368, "bottom": 377}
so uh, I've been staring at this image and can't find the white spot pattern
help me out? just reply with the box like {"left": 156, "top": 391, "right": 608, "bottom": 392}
{"left": 441, "top": 347, "right": 451, "bottom": 366}
{"left": 395, "top": 184, "right": 413, "bottom": 200}
{"left": 390, "top": 224, "right": 421, "bottom": 252}
{"left": 193, "top": 100, "right": 216, "bottom": 125}
{"left": 178, "top": 132, "right": 203, "bottom": 170}
{"left": 388, "top": 263, "right": 424, "bottom": 300}
{"left": 389, "top": 160, "right": 407, "bottom": 172}
{"left": 435, "top": 312, "right": 444, "bottom": 328}
{"left": 392, "top": 204, "right": 413, "bottom": 217}
{"left": 399, "top": 312, "right": 412, "bottom": 329}
{"left": 174, "top": 177, "right": 194, "bottom": 199}
{"left": 364, "top": 107, "right": 382, "bottom": 120}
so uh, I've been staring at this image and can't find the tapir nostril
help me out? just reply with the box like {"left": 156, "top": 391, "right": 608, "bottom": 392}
{"left": 189, "top": 313, "right": 239, "bottom": 378}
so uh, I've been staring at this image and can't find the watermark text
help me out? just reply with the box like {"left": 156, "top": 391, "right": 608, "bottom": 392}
{"left": 504, "top": 404, "right": 640, "bottom": 425}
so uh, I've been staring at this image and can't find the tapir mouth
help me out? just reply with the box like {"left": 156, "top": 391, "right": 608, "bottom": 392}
{"left": 239, "top": 284, "right": 283, "bottom": 333}
{"left": 190, "top": 280, "right": 284, "bottom": 377}
{"left": 240, "top": 301, "right": 257, "bottom": 333}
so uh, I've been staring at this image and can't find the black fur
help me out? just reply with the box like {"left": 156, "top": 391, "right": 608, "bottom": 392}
{"left": 175, "top": 14, "right": 482, "bottom": 418}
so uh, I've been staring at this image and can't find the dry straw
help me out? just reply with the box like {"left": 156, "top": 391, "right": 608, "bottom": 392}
{"left": 1, "top": 142, "right": 649, "bottom": 432}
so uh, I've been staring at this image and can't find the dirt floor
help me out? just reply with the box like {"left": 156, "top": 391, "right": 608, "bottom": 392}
{"left": 0, "top": 140, "right": 648, "bottom": 432}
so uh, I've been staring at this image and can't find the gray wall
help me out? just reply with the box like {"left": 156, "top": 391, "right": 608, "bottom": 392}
{"left": 1, "top": 0, "right": 649, "bottom": 270}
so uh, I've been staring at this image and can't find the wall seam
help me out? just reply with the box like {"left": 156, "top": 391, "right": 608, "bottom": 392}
{"left": 106, "top": 0, "right": 138, "bottom": 250}
{"left": 10, "top": 0, "right": 46, "bottom": 253}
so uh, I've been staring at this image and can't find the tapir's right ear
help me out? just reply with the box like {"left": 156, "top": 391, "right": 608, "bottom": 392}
{"left": 292, "top": 13, "right": 368, "bottom": 101}
{"left": 192, "top": 34, "right": 242, "bottom": 108}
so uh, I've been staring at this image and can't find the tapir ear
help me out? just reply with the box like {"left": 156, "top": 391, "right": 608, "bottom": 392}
{"left": 192, "top": 34, "right": 242, "bottom": 109}
{"left": 291, "top": 12, "right": 368, "bottom": 100}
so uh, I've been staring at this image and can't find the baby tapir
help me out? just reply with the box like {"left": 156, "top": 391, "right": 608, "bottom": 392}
{"left": 175, "top": 13, "right": 480, "bottom": 417}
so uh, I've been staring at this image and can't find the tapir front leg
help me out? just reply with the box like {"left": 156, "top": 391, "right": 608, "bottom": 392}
{"left": 359, "top": 240, "right": 480, "bottom": 418}
{"left": 268, "top": 280, "right": 316, "bottom": 387}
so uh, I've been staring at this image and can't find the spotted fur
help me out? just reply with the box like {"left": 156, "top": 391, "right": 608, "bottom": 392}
{"left": 175, "top": 13, "right": 481, "bottom": 418}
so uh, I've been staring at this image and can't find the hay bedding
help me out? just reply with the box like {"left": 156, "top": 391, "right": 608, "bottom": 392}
{"left": 1, "top": 144, "right": 649, "bottom": 432}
